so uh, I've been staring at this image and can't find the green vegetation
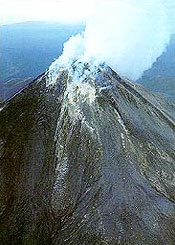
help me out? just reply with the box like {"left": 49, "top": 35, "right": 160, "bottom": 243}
{"left": 1, "top": 22, "right": 85, "bottom": 83}
{"left": 138, "top": 35, "right": 175, "bottom": 101}
{"left": 0, "top": 21, "right": 85, "bottom": 100}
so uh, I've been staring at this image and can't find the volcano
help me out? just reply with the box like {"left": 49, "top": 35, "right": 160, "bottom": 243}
{"left": 0, "top": 60, "right": 175, "bottom": 244}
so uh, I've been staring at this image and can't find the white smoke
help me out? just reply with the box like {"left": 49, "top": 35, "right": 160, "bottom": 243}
{"left": 49, "top": 0, "right": 175, "bottom": 81}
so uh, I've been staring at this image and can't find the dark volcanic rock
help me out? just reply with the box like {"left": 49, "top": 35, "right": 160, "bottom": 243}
{"left": 0, "top": 62, "right": 175, "bottom": 244}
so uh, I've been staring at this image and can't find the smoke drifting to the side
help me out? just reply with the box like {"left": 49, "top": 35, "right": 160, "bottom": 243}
{"left": 50, "top": 0, "right": 175, "bottom": 81}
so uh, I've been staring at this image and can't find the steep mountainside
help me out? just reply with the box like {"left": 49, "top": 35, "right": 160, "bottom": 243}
{"left": 138, "top": 35, "right": 175, "bottom": 101}
{"left": 0, "top": 61, "right": 175, "bottom": 244}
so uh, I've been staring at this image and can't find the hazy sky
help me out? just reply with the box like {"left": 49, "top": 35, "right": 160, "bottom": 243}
{"left": 2, "top": 0, "right": 174, "bottom": 26}
{"left": 1, "top": 0, "right": 95, "bottom": 25}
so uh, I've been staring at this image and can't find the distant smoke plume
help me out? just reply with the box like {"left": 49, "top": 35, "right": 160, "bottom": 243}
{"left": 50, "top": 0, "right": 175, "bottom": 80}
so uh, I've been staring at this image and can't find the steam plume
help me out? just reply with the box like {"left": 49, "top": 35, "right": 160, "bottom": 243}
{"left": 49, "top": 0, "right": 175, "bottom": 81}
